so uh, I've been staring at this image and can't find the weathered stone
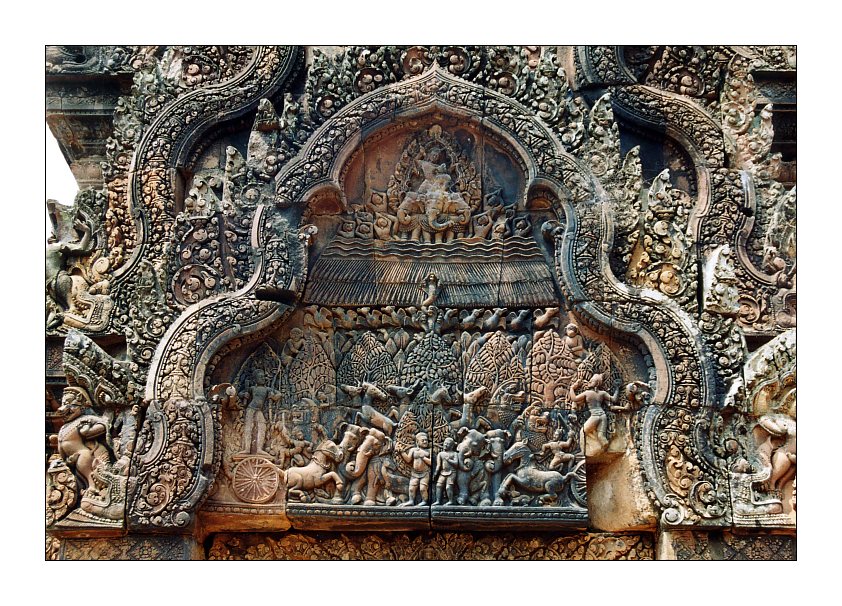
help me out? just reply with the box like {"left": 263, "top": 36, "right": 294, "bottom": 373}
{"left": 45, "top": 45, "right": 796, "bottom": 560}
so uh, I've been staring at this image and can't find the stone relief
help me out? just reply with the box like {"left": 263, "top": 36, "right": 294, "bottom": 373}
{"left": 46, "top": 196, "right": 114, "bottom": 333}
{"left": 45, "top": 45, "right": 794, "bottom": 560}
{"left": 723, "top": 329, "right": 796, "bottom": 527}
{"left": 208, "top": 530, "right": 655, "bottom": 560}
{"left": 47, "top": 331, "right": 141, "bottom": 529}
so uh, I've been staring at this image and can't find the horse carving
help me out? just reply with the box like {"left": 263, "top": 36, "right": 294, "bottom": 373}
{"left": 493, "top": 441, "right": 575, "bottom": 506}
{"left": 283, "top": 440, "right": 344, "bottom": 503}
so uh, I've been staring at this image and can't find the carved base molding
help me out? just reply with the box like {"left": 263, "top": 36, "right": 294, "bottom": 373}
{"left": 208, "top": 530, "right": 655, "bottom": 560}
{"left": 658, "top": 529, "right": 795, "bottom": 560}
{"left": 54, "top": 534, "right": 200, "bottom": 560}
{"left": 45, "top": 46, "right": 797, "bottom": 559}
{"left": 49, "top": 529, "right": 795, "bottom": 560}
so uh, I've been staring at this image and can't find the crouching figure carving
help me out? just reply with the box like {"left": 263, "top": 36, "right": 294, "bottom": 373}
{"left": 494, "top": 440, "right": 576, "bottom": 506}
{"left": 47, "top": 331, "right": 139, "bottom": 528}
{"left": 283, "top": 440, "right": 345, "bottom": 503}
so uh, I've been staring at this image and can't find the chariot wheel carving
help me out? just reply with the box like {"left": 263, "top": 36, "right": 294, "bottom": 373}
{"left": 570, "top": 458, "right": 588, "bottom": 508}
{"left": 232, "top": 456, "right": 280, "bottom": 504}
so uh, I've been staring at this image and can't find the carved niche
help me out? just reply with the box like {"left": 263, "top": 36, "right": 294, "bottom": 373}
{"left": 46, "top": 47, "right": 796, "bottom": 558}
{"left": 202, "top": 99, "right": 653, "bottom": 531}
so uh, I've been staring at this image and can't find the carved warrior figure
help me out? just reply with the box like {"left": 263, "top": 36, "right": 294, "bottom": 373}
{"left": 398, "top": 432, "right": 432, "bottom": 506}
{"left": 238, "top": 369, "right": 282, "bottom": 457}
{"left": 540, "top": 428, "right": 576, "bottom": 472}
{"left": 434, "top": 437, "right": 459, "bottom": 505}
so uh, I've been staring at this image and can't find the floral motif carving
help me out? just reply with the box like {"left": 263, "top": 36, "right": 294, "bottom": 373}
{"left": 46, "top": 47, "right": 797, "bottom": 550}
{"left": 208, "top": 530, "right": 654, "bottom": 560}
{"left": 664, "top": 530, "right": 794, "bottom": 560}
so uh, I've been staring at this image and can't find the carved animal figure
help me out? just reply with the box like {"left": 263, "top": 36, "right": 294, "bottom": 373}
{"left": 340, "top": 381, "right": 390, "bottom": 409}
{"left": 483, "top": 308, "right": 507, "bottom": 331}
{"left": 356, "top": 404, "right": 399, "bottom": 435}
{"left": 284, "top": 440, "right": 345, "bottom": 503}
{"left": 381, "top": 458, "right": 411, "bottom": 505}
{"left": 494, "top": 441, "right": 575, "bottom": 506}
{"left": 454, "top": 427, "right": 491, "bottom": 506}
{"left": 342, "top": 426, "right": 392, "bottom": 505}
{"left": 533, "top": 306, "right": 559, "bottom": 329}
{"left": 461, "top": 308, "right": 484, "bottom": 329}
{"left": 483, "top": 429, "right": 511, "bottom": 503}
{"left": 52, "top": 395, "right": 112, "bottom": 492}
{"left": 449, "top": 386, "right": 489, "bottom": 431}
{"left": 396, "top": 193, "right": 426, "bottom": 241}
{"left": 424, "top": 191, "right": 471, "bottom": 242}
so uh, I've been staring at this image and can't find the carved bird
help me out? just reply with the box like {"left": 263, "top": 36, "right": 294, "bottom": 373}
{"left": 305, "top": 306, "right": 333, "bottom": 331}
{"left": 461, "top": 308, "right": 484, "bottom": 329}
{"left": 509, "top": 309, "right": 531, "bottom": 331}
{"left": 533, "top": 306, "right": 560, "bottom": 329}
{"left": 361, "top": 307, "right": 381, "bottom": 329}
{"left": 334, "top": 308, "right": 357, "bottom": 330}
{"left": 483, "top": 308, "right": 507, "bottom": 331}
{"left": 380, "top": 306, "right": 400, "bottom": 327}
{"left": 442, "top": 308, "right": 459, "bottom": 328}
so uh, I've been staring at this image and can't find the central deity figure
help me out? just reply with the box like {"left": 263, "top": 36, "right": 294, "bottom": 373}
{"left": 396, "top": 150, "right": 472, "bottom": 243}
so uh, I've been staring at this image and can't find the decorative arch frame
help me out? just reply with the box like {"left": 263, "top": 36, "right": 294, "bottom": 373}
{"left": 129, "top": 62, "right": 727, "bottom": 530}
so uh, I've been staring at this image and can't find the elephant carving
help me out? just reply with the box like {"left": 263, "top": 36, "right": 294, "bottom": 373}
{"left": 483, "top": 429, "right": 511, "bottom": 504}
{"left": 423, "top": 192, "right": 471, "bottom": 243}
{"left": 396, "top": 193, "right": 426, "bottom": 241}
{"left": 342, "top": 426, "right": 391, "bottom": 506}
{"left": 455, "top": 427, "right": 490, "bottom": 506}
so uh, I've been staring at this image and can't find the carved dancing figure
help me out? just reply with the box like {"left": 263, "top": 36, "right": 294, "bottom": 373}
{"left": 238, "top": 369, "right": 281, "bottom": 457}
{"left": 568, "top": 374, "right": 620, "bottom": 451}
{"left": 399, "top": 432, "right": 432, "bottom": 506}
{"left": 434, "top": 437, "right": 459, "bottom": 505}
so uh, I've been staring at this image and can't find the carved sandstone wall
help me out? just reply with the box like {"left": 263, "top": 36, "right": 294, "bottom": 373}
{"left": 45, "top": 45, "right": 795, "bottom": 560}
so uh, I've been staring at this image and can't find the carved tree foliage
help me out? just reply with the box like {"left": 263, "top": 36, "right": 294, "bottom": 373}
{"left": 47, "top": 46, "right": 795, "bottom": 543}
